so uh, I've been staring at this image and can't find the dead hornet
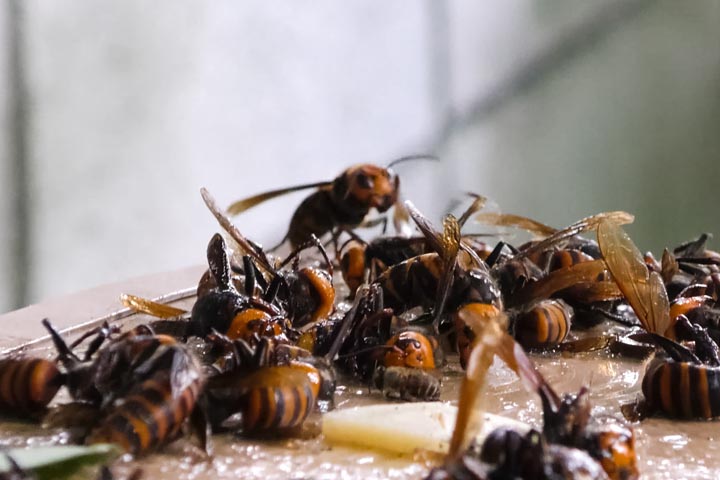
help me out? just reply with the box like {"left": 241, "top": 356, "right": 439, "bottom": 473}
{"left": 0, "top": 319, "right": 124, "bottom": 420}
{"left": 205, "top": 336, "right": 327, "bottom": 434}
{"left": 123, "top": 233, "right": 289, "bottom": 346}
{"left": 597, "top": 221, "right": 720, "bottom": 420}
{"left": 661, "top": 233, "right": 720, "bottom": 301}
{"left": 203, "top": 188, "right": 335, "bottom": 329}
{"left": 425, "top": 309, "right": 636, "bottom": 480}
{"left": 203, "top": 280, "right": 371, "bottom": 430}
{"left": 371, "top": 318, "right": 442, "bottom": 402}
{"left": 381, "top": 201, "right": 632, "bottom": 361}
{"left": 225, "top": 155, "right": 437, "bottom": 249}
{"left": 339, "top": 194, "right": 493, "bottom": 296}
{"left": 335, "top": 284, "right": 442, "bottom": 401}
{"left": 42, "top": 320, "right": 207, "bottom": 456}
{"left": 338, "top": 235, "right": 429, "bottom": 295}
{"left": 481, "top": 210, "right": 634, "bottom": 351}
{"left": 372, "top": 199, "right": 502, "bottom": 367}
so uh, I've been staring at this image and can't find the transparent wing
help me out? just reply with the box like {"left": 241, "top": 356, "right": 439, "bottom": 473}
{"left": 597, "top": 220, "right": 671, "bottom": 335}
{"left": 226, "top": 181, "right": 332, "bottom": 216}
{"left": 516, "top": 211, "right": 634, "bottom": 261}
{"left": 474, "top": 212, "right": 557, "bottom": 238}
{"left": 509, "top": 259, "right": 609, "bottom": 307}
{"left": 201, "top": 187, "right": 276, "bottom": 276}
{"left": 120, "top": 294, "right": 187, "bottom": 319}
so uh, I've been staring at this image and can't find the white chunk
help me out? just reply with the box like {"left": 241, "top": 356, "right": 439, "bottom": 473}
{"left": 322, "top": 402, "right": 529, "bottom": 455}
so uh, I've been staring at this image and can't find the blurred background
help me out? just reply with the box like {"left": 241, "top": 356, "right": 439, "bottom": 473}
{"left": 1, "top": 0, "right": 719, "bottom": 313}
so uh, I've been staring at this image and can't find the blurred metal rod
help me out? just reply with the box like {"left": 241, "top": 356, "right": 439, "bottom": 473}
{"left": 7, "top": 0, "right": 31, "bottom": 309}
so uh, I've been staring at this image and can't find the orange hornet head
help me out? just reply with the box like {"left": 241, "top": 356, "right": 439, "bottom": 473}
{"left": 339, "top": 164, "right": 399, "bottom": 213}
{"left": 591, "top": 424, "right": 638, "bottom": 480}
{"left": 383, "top": 331, "right": 436, "bottom": 369}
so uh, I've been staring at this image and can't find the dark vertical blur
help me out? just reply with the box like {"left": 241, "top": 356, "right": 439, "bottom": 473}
{"left": 7, "top": 0, "right": 31, "bottom": 309}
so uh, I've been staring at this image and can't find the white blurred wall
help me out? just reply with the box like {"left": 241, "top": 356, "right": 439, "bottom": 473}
{"left": 1, "top": 0, "right": 719, "bottom": 313}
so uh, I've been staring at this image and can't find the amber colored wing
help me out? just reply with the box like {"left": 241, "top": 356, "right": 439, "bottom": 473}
{"left": 597, "top": 220, "right": 671, "bottom": 335}
{"left": 226, "top": 181, "right": 332, "bottom": 216}
{"left": 516, "top": 211, "right": 634, "bottom": 261}
{"left": 201, "top": 187, "right": 276, "bottom": 275}
{"left": 509, "top": 259, "right": 609, "bottom": 307}
{"left": 120, "top": 294, "right": 187, "bottom": 319}
{"left": 457, "top": 194, "right": 487, "bottom": 228}
{"left": 559, "top": 280, "right": 624, "bottom": 303}
{"left": 474, "top": 212, "right": 557, "bottom": 238}
{"left": 447, "top": 309, "right": 505, "bottom": 459}
{"left": 449, "top": 308, "right": 549, "bottom": 459}
{"left": 405, "top": 201, "right": 462, "bottom": 333}
{"left": 432, "top": 215, "right": 463, "bottom": 333}
{"left": 660, "top": 248, "right": 679, "bottom": 284}
{"left": 391, "top": 200, "right": 412, "bottom": 236}
{"left": 490, "top": 330, "right": 561, "bottom": 421}
{"left": 405, "top": 200, "right": 444, "bottom": 254}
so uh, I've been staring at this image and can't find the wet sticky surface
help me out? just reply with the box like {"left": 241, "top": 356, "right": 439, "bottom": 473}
{"left": 2, "top": 297, "right": 720, "bottom": 480}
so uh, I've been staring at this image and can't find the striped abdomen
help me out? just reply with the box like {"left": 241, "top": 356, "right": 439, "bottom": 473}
{"left": 512, "top": 299, "right": 573, "bottom": 349}
{"left": 378, "top": 253, "right": 501, "bottom": 314}
{"left": 287, "top": 190, "right": 346, "bottom": 248}
{"left": 88, "top": 349, "right": 205, "bottom": 455}
{"left": 376, "top": 254, "right": 443, "bottom": 311}
{"left": 642, "top": 356, "right": 720, "bottom": 419}
{"left": 0, "top": 358, "right": 62, "bottom": 416}
{"left": 240, "top": 366, "right": 318, "bottom": 433}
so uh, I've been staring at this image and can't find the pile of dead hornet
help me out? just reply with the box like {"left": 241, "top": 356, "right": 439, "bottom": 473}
{"left": 2, "top": 158, "right": 719, "bottom": 479}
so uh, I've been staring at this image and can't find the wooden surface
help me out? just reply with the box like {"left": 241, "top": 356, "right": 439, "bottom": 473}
{"left": 0, "top": 265, "right": 204, "bottom": 351}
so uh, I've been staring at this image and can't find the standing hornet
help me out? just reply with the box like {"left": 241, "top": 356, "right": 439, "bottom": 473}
{"left": 225, "top": 156, "right": 435, "bottom": 248}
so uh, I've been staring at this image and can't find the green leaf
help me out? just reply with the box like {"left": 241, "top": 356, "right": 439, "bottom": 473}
{"left": 0, "top": 444, "right": 118, "bottom": 480}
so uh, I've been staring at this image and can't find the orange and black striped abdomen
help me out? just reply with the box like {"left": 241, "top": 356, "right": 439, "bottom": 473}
{"left": 512, "top": 299, "right": 572, "bottom": 349}
{"left": 89, "top": 372, "right": 204, "bottom": 455}
{"left": 287, "top": 190, "right": 349, "bottom": 248}
{"left": 92, "top": 378, "right": 202, "bottom": 453}
{"left": 241, "top": 366, "right": 317, "bottom": 433}
{"left": 377, "top": 254, "right": 443, "bottom": 312}
{"left": 642, "top": 356, "right": 720, "bottom": 419}
{"left": 0, "top": 358, "right": 62, "bottom": 416}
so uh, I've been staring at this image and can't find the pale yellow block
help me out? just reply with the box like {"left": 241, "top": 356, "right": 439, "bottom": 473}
{"left": 322, "top": 402, "right": 528, "bottom": 455}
